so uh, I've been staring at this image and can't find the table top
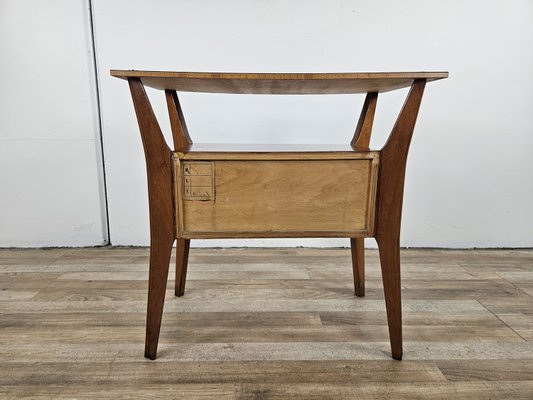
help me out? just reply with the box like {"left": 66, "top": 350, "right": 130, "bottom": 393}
{"left": 110, "top": 70, "right": 448, "bottom": 94}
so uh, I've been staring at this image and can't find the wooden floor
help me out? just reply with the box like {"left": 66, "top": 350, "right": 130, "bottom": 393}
{"left": 1, "top": 247, "right": 533, "bottom": 399}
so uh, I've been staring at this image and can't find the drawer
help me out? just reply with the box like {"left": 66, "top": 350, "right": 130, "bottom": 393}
{"left": 175, "top": 156, "right": 379, "bottom": 238}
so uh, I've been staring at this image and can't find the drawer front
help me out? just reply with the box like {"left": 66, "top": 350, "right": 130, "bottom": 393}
{"left": 175, "top": 157, "right": 378, "bottom": 238}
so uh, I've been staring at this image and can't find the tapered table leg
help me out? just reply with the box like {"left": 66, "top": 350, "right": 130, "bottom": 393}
{"left": 374, "top": 79, "right": 426, "bottom": 360}
{"left": 376, "top": 235, "right": 402, "bottom": 360}
{"left": 128, "top": 78, "right": 176, "bottom": 360}
{"left": 175, "top": 239, "right": 190, "bottom": 297}
{"left": 145, "top": 237, "right": 174, "bottom": 359}
{"left": 350, "top": 238, "right": 365, "bottom": 297}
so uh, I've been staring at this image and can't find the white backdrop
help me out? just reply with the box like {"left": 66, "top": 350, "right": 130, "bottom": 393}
{"left": 0, "top": 0, "right": 107, "bottom": 247}
{"left": 2, "top": 0, "right": 533, "bottom": 248}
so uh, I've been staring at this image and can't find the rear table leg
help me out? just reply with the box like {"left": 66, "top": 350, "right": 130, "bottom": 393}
{"left": 350, "top": 238, "right": 365, "bottom": 297}
{"left": 175, "top": 239, "right": 190, "bottom": 297}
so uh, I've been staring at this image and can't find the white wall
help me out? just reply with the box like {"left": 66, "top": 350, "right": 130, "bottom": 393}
{"left": 2, "top": 1, "right": 533, "bottom": 248}
{"left": 94, "top": 0, "right": 533, "bottom": 248}
{"left": 0, "top": 0, "right": 107, "bottom": 247}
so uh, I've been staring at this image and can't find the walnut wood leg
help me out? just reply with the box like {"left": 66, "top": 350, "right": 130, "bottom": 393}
{"left": 128, "top": 78, "right": 177, "bottom": 360}
{"left": 350, "top": 238, "right": 365, "bottom": 297}
{"left": 175, "top": 239, "right": 190, "bottom": 297}
{"left": 351, "top": 92, "right": 378, "bottom": 150}
{"left": 144, "top": 237, "right": 174, "bottom": 360}
{"left": 374, "top": 80, "right": 426, "bottom": 360}
{"left": 376, "top": 235, "right": 402, "bottom": 360}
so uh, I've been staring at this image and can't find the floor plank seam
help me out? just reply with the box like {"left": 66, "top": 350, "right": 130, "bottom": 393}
{"left": 494, "top": 272, "right": 533, "bottom": 300}
{"left": 476, "top": 300, "right": 528, "bottom": 343}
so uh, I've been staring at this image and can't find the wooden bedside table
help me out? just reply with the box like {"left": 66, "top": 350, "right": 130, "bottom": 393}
{"left": 110, "top": 70, "right": 448, "bottom": 360}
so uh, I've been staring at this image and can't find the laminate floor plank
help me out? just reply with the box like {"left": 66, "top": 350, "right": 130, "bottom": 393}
{"left": 496, "top": 313, "right": 533, "bottom": 340}
{"left": 26, "top": 283, "right": 528, "bottom": 302}
{"left": 3, "top": 341, "right": 533, "bottom": 363}
{"left": 0, "top": 324, "right": 522, "bottom": 345}
{"left": 0, "top": 360, "right": 446, "bottom": 385}
{"left": 57, "top": 269, "right": 312, "bottom": 281}
{"left": 320, "top": 311, "right": 509, "bottom": 327}
{"left": 0, "top": 298, "right": 490, "bottom": 314}
{"left": 0, "top": 384, "right": 237, "bottom": 400}
{"left": 435, "top": 359, "right": 533, "bottom": 381}
{"left": 479, "top": 298, "right": 533, "bottom": 315}
{"left": 0, "top": 311, "right": 322, "bottom": 328}
{"left": 234, "top": 381, "right": 533, "bottom": 400}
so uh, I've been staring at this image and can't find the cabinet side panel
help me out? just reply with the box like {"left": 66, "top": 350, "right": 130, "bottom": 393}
{"left": 173, "top": 156, "right": 185, "bottom": 237}
{"left": 182, "top": 159, "right": 373, "bottom": 236}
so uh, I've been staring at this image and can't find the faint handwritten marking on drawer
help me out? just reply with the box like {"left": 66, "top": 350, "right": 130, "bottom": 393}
{"left": 183, "top": 161, "right": 215, "bottom": 201}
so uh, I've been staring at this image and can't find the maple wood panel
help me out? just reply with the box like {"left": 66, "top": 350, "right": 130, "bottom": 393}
{"left": 175, "top": 157, "right": 379, "bottom": 238}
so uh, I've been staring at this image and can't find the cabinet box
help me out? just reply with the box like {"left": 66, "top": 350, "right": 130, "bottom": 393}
{"left": 174, "top": 152, "right": 379, "bottom": 238}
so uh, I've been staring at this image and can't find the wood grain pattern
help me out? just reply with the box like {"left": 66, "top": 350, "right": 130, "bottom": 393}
{"left": 178, "top": 159, "right": 379, "bottom": 238}
{"left": 176, "top": 146, "right": 378, "bottom": 160}
{"left": 351, "top": 92, "right": 378, "bottom": 150}
{"left": 375, "top": 79, "right": 427, "bottom": 360}
{"left": 175, "top": 239, "right": 190, "bottom": 297}
{"left": 128, "top": 78, "right": 176, "bottom": 359}
{"left": 165, "top": 90, "right": 192, "bottom": 151}
{"left": 350, "top": 238, "right": 365, "bottom": 297}
{"left": 110, "top": 70, "right": 448, "bottom": 94}
{"left": 1, "top": 247, "right": 533, "bottom": 399}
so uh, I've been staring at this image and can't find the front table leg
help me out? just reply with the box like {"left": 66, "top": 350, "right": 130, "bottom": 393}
{"left": 128, "top": 78, "right": 176, "bottom": 359}
{"left": 375, "top": 79, "right": 426, "bottom": 360}
{"left": 145, "top": 237, "right": 174, "bottom": 359}
{"left": 376, "top": 234, "right": 402, "bottom": 359}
